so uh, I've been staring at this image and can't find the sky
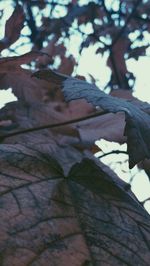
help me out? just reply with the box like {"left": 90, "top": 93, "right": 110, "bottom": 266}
{"left": 0, "top": 0, "right": 150, "bottom": 213}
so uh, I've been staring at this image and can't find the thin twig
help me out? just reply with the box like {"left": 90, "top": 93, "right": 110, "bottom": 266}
{"left": 141, "top": 197, "right": 150, "bottom": 205}
{"left": 98, "top": 150, "right": 128, "bottom": 159}
{"left": 0, "top": 110, "right": 108, "bottom": 141}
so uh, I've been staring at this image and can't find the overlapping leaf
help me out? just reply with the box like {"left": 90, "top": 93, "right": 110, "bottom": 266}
{"left": 0, "top": 52, "right": 52, "bottom": 103}
{"left": 33, "top": 69, "right": 150, "bottom": 168}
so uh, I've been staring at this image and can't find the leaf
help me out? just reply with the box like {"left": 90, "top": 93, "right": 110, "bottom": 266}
{"left": 0, "top": 51, "right": 44, "bottom": 72}
{"left": 0, "top": 5, "right": 25, "bottom": 51}
{"left": 0, "top": 52, "right": 49, "bottom": 103}
{"left": 68, "top": 158, "right": 138, "bottom": 202}
{"left": 58, "top": 55, "right": 76, "bottom": 75}
{"left": 0, "top": 144, "right": 149, "bottom": 265}
{"left": 33, "top": 69, "right": 150, "bottom": 168}
{"left": 64, "top": 90, "right": 150, "bottom": 149}
{"left": 0, "top": 99, "right": 84, "bottom": 176}
{"left": 77, "top": 113, "right": 126, "bottom": 145}
{"left": 0, "top": 71, "right": 48, "bottom": 103}
{"left": 110, "top": 89, "right": 150, "bottom": 112}
{"left": 128, "top": 46, "right": 149, "bottom": 60}
{"left": 36, "top": 36, "right": 66, "bottom": 68}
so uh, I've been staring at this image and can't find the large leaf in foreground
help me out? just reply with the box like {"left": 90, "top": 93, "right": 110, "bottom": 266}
{"left": 33, "top": 70, "right": 150, "bottom": 168}
{"left": 0, "top": 143, "right": 149, "bottom": 266}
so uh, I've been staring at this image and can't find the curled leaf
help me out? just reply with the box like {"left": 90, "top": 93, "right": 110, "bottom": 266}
{"left": 33, "top": 69, "right": 150, "bottom": 168}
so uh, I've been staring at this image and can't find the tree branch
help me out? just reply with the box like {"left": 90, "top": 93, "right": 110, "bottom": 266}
{"left": 111, "top": 0, "right": 142, "bottom": 48}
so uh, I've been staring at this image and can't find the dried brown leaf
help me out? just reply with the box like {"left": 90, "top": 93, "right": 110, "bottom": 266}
{"left": 0, "top": 52, "right": 50, "bottom": 103}
{"left": 0, "top": 5, "right": 24, "bottom": 51}
{"left": 0, "top": 51, "right": 44, "bottom": 72}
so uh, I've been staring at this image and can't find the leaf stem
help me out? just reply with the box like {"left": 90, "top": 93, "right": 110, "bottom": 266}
{"left": 98, "top": 150, "right": 128, "bottom": 159}
{"left": 0, "top": 110, "right": 108, "bottom": 141}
